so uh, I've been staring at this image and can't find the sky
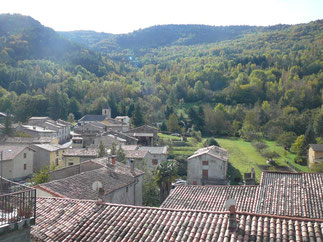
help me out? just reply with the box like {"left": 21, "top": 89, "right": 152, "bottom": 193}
{"left": 1, "top": 0, "right": 322, "bottom": 34}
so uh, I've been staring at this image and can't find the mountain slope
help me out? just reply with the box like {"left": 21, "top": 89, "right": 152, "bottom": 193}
{"left": 59, "top": 24, "right": 295, "bottom": 53}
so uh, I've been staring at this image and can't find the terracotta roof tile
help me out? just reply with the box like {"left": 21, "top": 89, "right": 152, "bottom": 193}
{"left": 31, "top": 197, "right": 323, "bottom": 242}
{"left": 161, "top": 185, "right": 259, "bottom": 212}
{"left": 163, "top": 172, "right": 323, "bottom": 220}
{"left": 37, "top": 159, "right": 144, "bottom": 200}
{"left": 257, "top": 172, "right": 323, "bottom": 219}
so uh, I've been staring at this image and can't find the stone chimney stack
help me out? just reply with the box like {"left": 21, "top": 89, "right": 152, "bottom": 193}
{"left": 228, "top": 205, "right": 237, "bottom": 233}
{"left": 130, "top": 159, "right": 135, "bottom": 173}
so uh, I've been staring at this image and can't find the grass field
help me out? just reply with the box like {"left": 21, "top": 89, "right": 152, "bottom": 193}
{"left": 158, "top": 134, "right": 310, "bottom": 184}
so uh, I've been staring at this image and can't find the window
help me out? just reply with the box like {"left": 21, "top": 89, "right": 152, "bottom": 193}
{"left": 193, "top": 181, "right": 197, "bottom": 185}
{"left": 56, "top": 151, "right": 59, "bottom": 156}
{"left": 152, "top": 159, "right": 158, "bottom": 165}
{"left": 126, "top": 187, "right": 128, "bottom": 192}
{"left": 202, "top": 160, "right": 208, "bottom": 166}
{"left": 23, "top": 153, "right": 27, "bottom": 159}
{"left": 202, "top": 169, "right": 208, "bottom": 179}
{"left": 68, "top": 162, "right": 74, "bottom": 166}
{"left": 56, "top": 158, "right": 59, "bottom": 166}
{"left": 24, "top": 164, "right": 27, "bottom": 170}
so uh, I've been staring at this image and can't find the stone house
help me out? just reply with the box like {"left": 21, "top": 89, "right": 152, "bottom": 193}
{"left": 16, "top": 124, "right": 57, "bottom": 139}
{"left": 187, "top": 146, "right": 228, "bottom": 185}
{"left": 138, "top": 146, "right": 168, "bottom": 167}
{"left": 0, "top": 145, "right": 34, "bottom": 181}
{"left": 34, "top": 157, "right": 144, "bottom": 205}
{"left": 92, "top": 133, "right": 127, "bottom": 148}
{"left": 63, "top": 148, "right": 98, "bottom": 166}
{"left": 125, "top": 125, "right": 158, "bottom": 146}
{"left": 124, "top": 149, "right": 153, "bottom": 172}
{"left": 28, "top": 117, "right": 71, "bottom": 144}
{"left": 308, "top": 144, "right": 323, "bottom": 168}
{"left": 32, "top": 144, "right": 65, "bottom": 171}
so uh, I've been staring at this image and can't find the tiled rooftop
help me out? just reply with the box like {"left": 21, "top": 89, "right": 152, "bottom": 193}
{"left": 36, "top": 158, "right": 144, "bottom": 200}
{"left": 32, "top": 197, "right": 323, "bottom": 242}
{"left": 33, "top": 143, "right": 63, "bottom": 152}
{"left": 63, "top": 148, "right": 98, "bottom": 157}
{"left": 257, "top": 172, "right": 323, "bottom": 219}
{"left": 162, "top": 172, "right": 323, "bottom": 219}
{"left": 139, "top": 146, "right": 168, "bottom": 155}
{"left": 188, "top": 145, "right": 228, "bottom": 161}
{"left": 124, "top": 149, "right": 149, "bottom": 159}
{"left": 0, "top": 145, "right": 31, "bottom": 160}
{"left": 161, "top": 185, "right": 259, "bottom": 212}
{"left": 310, "top": 144, "right": 323, "bottom": 151}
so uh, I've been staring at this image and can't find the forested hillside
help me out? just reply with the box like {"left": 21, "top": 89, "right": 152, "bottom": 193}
{"left": 0, "top": 14, "right": 322, "bottom": 164}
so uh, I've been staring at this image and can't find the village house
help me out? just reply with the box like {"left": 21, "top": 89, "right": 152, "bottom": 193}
{"left": 92, "top": 132, "right": 127, "bottom": 148}
{"left": 1, "top": 136, "right": 58, "bottom": 145}
{"left": 187, "top": 145, "right": 228, "bottom": 185}
{"left": 0, "top": 145, "right": 34, "bottom": 181}
{"left": 125, "top": 124, "right": 158, "bottom": 146}
{"left": 124, "top": 149, "right": 153, "bottom": 171}
{"left": 62, "top": 148, "right": 98, "bottom": 166}
{"left": 308, "top": 144, "right": 323, "bottom": 168}
{"left": 34, "top": 157, "right": 144, "bottom": 206}
{"left": 32, "top": 196, "right": 323, "bottom": 241}
{"left": 32, "top": 144, "right": 65, "bottom": 171}
{"left": 122, "top": 145, "right": 168, "bottom": 170}
{"left": 28, "top": 117, "right": 71, "bottom": 144}
{"left": 16, "top": 124, "right": 57, "bottom": 139}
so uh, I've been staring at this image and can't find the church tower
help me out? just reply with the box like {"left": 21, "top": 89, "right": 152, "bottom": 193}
{"left": 102, "top": 101, "right": 111, "bottom": 118}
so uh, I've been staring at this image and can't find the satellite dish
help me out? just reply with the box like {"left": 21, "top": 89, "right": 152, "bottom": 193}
{"left": 92, "top": 181, "right": 103, "bottom": 192}
{"left": 225, "top": 199, "right": 236, "bottom": 210}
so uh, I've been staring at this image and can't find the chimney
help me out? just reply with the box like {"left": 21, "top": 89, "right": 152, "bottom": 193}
{"left": 228, "top": 205, "right": 237, "bottom": 233}
{"left": 130, "top": 159, "right": 135, "bottom": 173}
{"left": 111, "top": 155, "right": 116, "bottom": 166}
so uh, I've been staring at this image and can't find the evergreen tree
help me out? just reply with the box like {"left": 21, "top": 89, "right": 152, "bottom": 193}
{"left": 314, "top": 109, "right": 323, "bottom": 138}
{"left": 98, "top": 141, "right": 107, "bottom": 157}
{"left": 132, "top": 103, "right": 144, "bottom": 127}
{"left": 296, "top": 123, "right": 316, "bottom": 164}
{"left": 2, "top": 114, "right": 13, "bottom": 136}
{"left": 110, "top": 142, "right": 117, "bottom": 155}
{"left": 117, "top": 145, "right": 125, "bottom": 163}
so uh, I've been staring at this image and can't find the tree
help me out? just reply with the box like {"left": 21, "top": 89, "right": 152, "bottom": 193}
{"left": 132, "top": 103, "right": 144, "bottom": 127}
{"left": 2, "top": 114, "right": 13, "bottom": 136}
{"left": 110, "top": 142, "right": 117, "bottom": 155}
{"left": 295, "top": 123, "right": 316, "bottom": 164}
{"left": 154, "top": 160, "right": 177, "bottom": 203}
{"left": 166, "top": 113, "right": 181, "bottom": 133}
{"left": 30, "top": 166, "right": 49, "bottom": 185}
{"left": 142, "top": 171, "right": 160, "bottom": 206}
{"left": 117, "top": 145, "right": 125, "bottom": 163}
{"left": 67, "top": 113, "right": 75, "bottom": 123}
{"left": 314, "top": 108, "right": 323, "bottom": 138}
{"left": 98, "top": 141, "right": 107, "bottom": 158}
{"left": 277, "top": 132, "right": 297, "bottom": 150}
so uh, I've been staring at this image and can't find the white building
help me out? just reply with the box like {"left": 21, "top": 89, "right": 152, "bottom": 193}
{"left": 187, "top": 146, "right": 228, "bottom": 185}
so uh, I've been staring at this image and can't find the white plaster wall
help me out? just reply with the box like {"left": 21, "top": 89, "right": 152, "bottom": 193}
{"left": 12, "top": 149, "right": 34, "bottom": 180}
{"left": 187, "top": 154, "right": 226, "bottom": 185}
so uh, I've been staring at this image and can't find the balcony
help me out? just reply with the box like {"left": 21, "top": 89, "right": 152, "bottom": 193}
{"left": 0, "top": 177, "right": 36, "bottom": 235}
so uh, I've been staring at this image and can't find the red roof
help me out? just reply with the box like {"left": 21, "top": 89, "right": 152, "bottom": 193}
{"left": 32, "top": 197, "right": 323, "bottom": 242}
{"left": 161, "top": 185, "right": 259, "bottom": 212}
{"left": 162, "top": 172, "right": 323, "bottom": 219}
